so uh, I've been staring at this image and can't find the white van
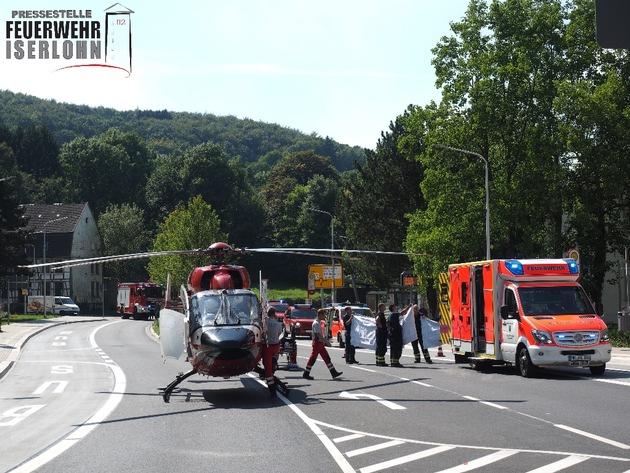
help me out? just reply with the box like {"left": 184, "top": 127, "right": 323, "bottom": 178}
{"left": 27, "top": 296, "right": 80, "bottom": 316}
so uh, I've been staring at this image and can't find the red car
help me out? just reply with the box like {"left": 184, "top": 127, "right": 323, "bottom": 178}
{"left": 267, "top": 300, "right": 290, "bottom": 323}
{"left": 284, "top": 304, "right": 319, "bottom": 337}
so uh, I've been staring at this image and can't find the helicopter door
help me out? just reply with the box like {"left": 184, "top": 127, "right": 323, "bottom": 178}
{"left": 159, "top": 309, "right": 186, "bottom": 361}
{"left": 159, "top": 285, "right": 190, "bottom": 361}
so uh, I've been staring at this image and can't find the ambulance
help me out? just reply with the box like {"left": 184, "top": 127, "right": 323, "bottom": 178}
{"left": 449, "top": 258, "right": 611, "bottom": 377}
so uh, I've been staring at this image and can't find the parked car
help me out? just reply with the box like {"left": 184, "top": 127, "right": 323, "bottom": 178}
{"left": 267, "top": 300, "right": 290, "bottom": 323}
{"left": 326, "top": 305, "right": 375, "bottom": 347}
{"left": 284, "top": 304, "right": 318, "bottom": 337}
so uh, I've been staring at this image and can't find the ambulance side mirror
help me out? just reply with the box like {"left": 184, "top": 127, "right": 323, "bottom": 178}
{"left": 500, "top": 305, "right": 519, "bottom": 321}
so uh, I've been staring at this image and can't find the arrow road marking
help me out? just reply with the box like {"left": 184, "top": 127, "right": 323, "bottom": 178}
{"left": 339, "top": 391, "right": 406, "bottom": 410}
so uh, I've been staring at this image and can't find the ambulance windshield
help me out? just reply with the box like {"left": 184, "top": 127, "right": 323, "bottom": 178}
{"left": 518, "top": 286, "right": 593, "bottom": 316}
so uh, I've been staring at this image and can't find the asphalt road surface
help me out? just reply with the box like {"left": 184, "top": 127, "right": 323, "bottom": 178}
{"left": 2, "top": 319, "right": 630, "bottom": 473}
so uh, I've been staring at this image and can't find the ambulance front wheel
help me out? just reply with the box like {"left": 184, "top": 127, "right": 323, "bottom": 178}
{"left": 517, "top": 346, "right": 536, "bottom": 378}
{"left": 589, "top": 364, "right": 606, "bottom": 376}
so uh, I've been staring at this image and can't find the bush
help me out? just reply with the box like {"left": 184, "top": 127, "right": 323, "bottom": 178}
{"left": 608, "top": 324, "right": 630, "bottom": 347}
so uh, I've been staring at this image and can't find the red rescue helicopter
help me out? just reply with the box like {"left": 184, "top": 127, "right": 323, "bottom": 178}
{"left": 21, "top": 242, "right": 423, "bottom": 402}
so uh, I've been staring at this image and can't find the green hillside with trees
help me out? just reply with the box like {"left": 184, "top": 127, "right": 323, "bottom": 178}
{"left": 0, "top": 89, "right": 366, "bottom": 171}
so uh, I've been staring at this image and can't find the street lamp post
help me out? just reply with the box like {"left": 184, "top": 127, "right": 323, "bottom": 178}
{"left": 42, "top": 216, "right": 68, "bottom": 317}
{"left": 435, "top": 144, "right": 491, "bottom": 260}
{"left": 308, "top": 208, "right": 335, "bottom": 304}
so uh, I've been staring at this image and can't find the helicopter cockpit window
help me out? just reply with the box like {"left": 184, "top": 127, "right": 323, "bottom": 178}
{"left": 191, "top": 291, "right": 261, "bottom": 326}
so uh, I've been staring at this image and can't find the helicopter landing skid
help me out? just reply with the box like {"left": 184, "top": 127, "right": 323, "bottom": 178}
{"left": 253, "top": 365, "right": 289, "bottom": 396}
{"left": 274, "top": 377, "right": 289, "bottom": 396}
{"left": 159, "top": 368, "right": 198, "bottom": 403}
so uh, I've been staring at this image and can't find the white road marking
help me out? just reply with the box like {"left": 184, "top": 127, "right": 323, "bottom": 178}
{"left": 554, "top": 424, "right": 630, "bottom": 450}
{"left": 593, "top": 378, "right": 630, "bottom": 387}
{"left": 345, "top": 439, "right": 405, "bottom": 457}
{"left": 411, "top": 380, "right": 434, "bottom": 388}
{"left": 0, "top": 405, "right": 45, "bottom": 426}
{"left": 359, "top": 445, "right": 456, "bottom": 473}
{"left": 524, "top": 455, "right": 589, "bottom": 473}
{"left": 12, "top": 321, "right": 126, "bottom": 473}
{"left": 334, "top": 433, "right": 365, "bottom": 443}
{"left": 433, "top": 449, "right": 519, "bottom": 472}
{"left": 339, "top": 391, "right": 406, "bottom": 410}
{"left": 249, "top": 373, "right": 355, "bottom": 473}
{"left": 33, "top": 380, "right": 68, "bottom": 395}
{"left": 462, "top": 395, "right": 510, "bottom": 410}
{"left": 346, "top": 358, "right": 630, "bottom": 451}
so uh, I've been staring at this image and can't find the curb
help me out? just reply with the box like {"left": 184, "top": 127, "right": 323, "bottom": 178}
{"left": 0, "top": 318, "right": 105, "bottom": 380}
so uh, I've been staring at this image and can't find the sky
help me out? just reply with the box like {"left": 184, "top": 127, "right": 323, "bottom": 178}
{"left": 0, "top": 1, "right": 471, "bottom": 149}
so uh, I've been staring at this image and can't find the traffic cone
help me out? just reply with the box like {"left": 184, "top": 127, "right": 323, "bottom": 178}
{"left": 437, "top": 345, "right": 445, "bottom": 357}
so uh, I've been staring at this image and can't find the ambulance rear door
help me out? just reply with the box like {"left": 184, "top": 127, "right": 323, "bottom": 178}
{"left": 450, "top": 265, "right": 473, "bottom": 353}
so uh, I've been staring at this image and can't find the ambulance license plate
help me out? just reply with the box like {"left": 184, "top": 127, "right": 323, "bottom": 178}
{"left": 568, "top": 355, "right": 591, "bottom": 362}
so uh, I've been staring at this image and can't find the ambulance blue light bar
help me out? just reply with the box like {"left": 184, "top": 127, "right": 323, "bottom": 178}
{"left": 505, "top": 260, "right": 524, "bottom": 275}
{"left": 563, "top": 258, "right": 579, "bottom": 274}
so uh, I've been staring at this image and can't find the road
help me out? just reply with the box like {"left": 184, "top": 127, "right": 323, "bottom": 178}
{"left": 2, "top": 319, "right": 630, "bottom": 473}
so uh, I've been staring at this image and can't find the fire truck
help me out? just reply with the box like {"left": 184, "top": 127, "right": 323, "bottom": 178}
{"left": 117, "top": 282, "right": 164, "bottom": 320}
{"left": 449, "top": 258, "right": 611, "bottom": 377}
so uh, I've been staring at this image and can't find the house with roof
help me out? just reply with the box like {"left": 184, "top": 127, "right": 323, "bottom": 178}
{"left": 21, "top": 203, "right": 103, "bottom": 312}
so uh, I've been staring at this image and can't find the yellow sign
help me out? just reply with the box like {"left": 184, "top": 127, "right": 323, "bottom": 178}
{"left": 22, "top": 289, "right": 29, "bottom": 296}
{"left": 308, "top": 264, "right": 343, "bottom": 289}
{"left": 567, "top": 248, "right": 580, "bottom": 264}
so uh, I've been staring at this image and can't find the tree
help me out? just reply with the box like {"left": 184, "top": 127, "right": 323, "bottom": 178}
{"left": 146, "top": 143, "right": 265, "bottom": 246}
{"left": 340, "top": 116, "right": 425, "bottom": 288}
{"left": 261, "top": 151, "right": 339, "bottom": 246}
{"left": 553, "top": 0, "right": 630, "bottom": 311}
{"left": 59, "top": 130, "right": 156, "bottom": 218}
{"left": 12, "top": 124, "right": 60, "bottom": 179}
{"left": 59, "top": 137, "right": 133, "bottom": 217}
{"left": 147, "top": 195, "right": 228, "bottom": 289}
{"left": 0, "top": 176, "right": 29, "bottom": 282}
{"left": 400, "top": 0, "right": 570, "bottom": 284}
{"left": 98, "top": 203, "right": 152, "bottom": 281}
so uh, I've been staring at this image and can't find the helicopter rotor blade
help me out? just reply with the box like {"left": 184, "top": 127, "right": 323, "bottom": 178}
{"left": 17, "top": 247, "right": 240, "bottom": 270}
{"left": 247, "top": 248, "right": 429, "bottom": 258}
{"left": 246, "top": 248, "right": 361, "bottom": 260}
{"left": 17, "top": 243, "right": 427, "bottom": 271}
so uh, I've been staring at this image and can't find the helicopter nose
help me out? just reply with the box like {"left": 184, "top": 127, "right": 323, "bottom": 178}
{"left": 200, "top": 327, "right": 253, "bottom": 349}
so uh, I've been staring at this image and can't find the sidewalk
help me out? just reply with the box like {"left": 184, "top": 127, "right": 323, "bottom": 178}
{"left": 0, "top": 315, "right": 108, "bottom": 379}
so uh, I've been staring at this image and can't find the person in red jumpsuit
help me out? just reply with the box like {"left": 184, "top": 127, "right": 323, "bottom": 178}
{"left": 303, "top": 308, "right": 343, "bottom": 380}
{"left": 263, "top": 306, "right": 284, "bottom": 396}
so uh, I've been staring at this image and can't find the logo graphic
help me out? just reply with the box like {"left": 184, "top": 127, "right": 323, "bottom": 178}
{"left": 4, "top": 2, "right": 134, "bottom": 76}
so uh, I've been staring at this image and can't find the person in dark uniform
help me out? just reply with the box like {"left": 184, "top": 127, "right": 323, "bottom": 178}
{"left": 388, "top": 304, "right": 403, "bottom": 367}
{"left": 374, "top": 303, "right": 389, "bottom": 366}
{"left": 343, "top": 306, "right": 358, "bottom": 364}
{"left": 410, "top": 304, "right": 433, "bottom": 363}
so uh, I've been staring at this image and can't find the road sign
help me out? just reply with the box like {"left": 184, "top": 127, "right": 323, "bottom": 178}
{"left": 567, "top": 248, "right": 580, "bottom": 264}
{"left": 403, "top": 275, "right": 418, "bottom": 286}
{"left": 308, "top": 264, "right": 343, "bottom": 289}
